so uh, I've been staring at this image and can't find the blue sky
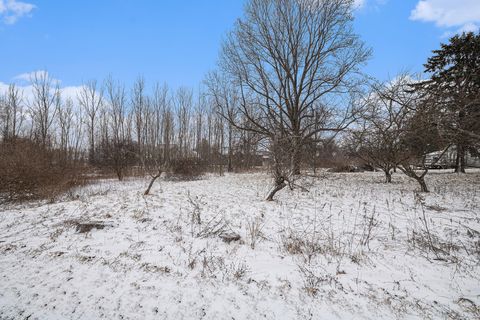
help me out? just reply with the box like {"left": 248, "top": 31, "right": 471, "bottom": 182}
{"left": 0, "top": 0, "right": 479, "bottom": 91}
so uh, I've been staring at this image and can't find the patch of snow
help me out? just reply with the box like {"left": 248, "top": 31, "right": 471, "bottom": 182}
{"left": 0, "top": 171, "right": 479, "bottom": 319}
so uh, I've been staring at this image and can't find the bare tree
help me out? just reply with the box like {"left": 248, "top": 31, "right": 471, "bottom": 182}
{"left": 348, "top": 76, "right": 415, "bottom": 182}
{"left": 150, "top": 83, "right": 167, "bottom": 151}
{"left": 70, "top": 107, "right": 85, "bottom": 165}
{"left": 30, "top": 71, "right": 60, "bottom": 146}
{"left": 57, "top": 97, "right": 74, "bottom": 165}
{"left": 140, "top": 82, "right": 170, "bottom": 194}
{"left": 212, "top": 0, "right": 370, "bottom": 199}
{"left": 370, "top": 75, "right": 447, "bottom": 192}
{"left": 175, "top": 87, "right": 193, "bottom": 159}
{"left": 78, "top": 80, "right": 103, "bottom": 164}
{"left": 132, "top": 76, "right": 148, "bottom": 159}
{"left": 1, "top": 84, "right": 25, "bottom": 140}
{"left": 103, "top": 76, "right": 135, "bottom": 180}
{"left": 396, "top": 107, "right": 445, "bottom": 193}
{"left": 206, "top": 72, "right": 240, "bottom": 172}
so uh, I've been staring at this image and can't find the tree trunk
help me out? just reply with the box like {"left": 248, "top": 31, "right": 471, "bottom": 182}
{"left": 416, "top": 176, "right": 429, "bottom": 192}
{"left": 89, "top": 125, "right": 95, "bottom": 164}
{"left": 227, "top": 157, "right": 233, "bottom": 173}
{"left": 289, "top": 133, "right": 301, "bottom": 175}
{"left": 227, "top": 124, "right": 233, "bottom": 172}
{"left": 290, "top": 148, "right": 301, "bottom": 175}
{"left": 384, "top": 169, "right": 392, "bottom": 183}
{"left": 455, "top": 144, "right": 466, "bottom": 173}
{"left": 399, "top": 165, "right": 429, "bottom": 193}
{"left": 144, "top": 170, "right": 162, "bottom": 195}
{"left": 88, "top": 146, "right": 95, "bottom": 165}
{"left": 116, "top": 170, "right": 123, "bottom": 181}
{"left": 266, "top": 179, "right": 287, "bottom": 201}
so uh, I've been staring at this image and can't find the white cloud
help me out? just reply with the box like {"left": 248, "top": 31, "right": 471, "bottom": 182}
{"left": 457, "top": 22, "right": 479, "bottom": 33}
{"left": 61, "top": 85, "right": 86, "bottom": 103}
{"left": 1, "top": 72, "right": 84, "bottom": 106}
{"left": 410, "top": 0, "right": 480, "bottom": 34}
{"left": 0, "top": 79, "right": 85, "bottom": 139}
{"left": 13, "top": 70, "right": 61, "bottom": 85}
{"left": 0, "top": 0, "right": 35, "bottom": 25}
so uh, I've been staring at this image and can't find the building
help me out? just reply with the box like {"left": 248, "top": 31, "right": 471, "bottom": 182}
{"left": 425, "top": 146, "right": 480, "bottom": 169}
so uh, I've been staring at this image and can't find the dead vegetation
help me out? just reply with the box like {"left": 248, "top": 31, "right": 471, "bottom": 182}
{"left": 186, "top": 192, "right": 241, "bottom": 242}
{"left": 0, "top": 138, "right": 88, "bottom": 204}
{"left": 246, "top": 216, "right": 265, "bottom": 249}
{"left": 61, "top": 219, "right": 112, "bottom": 234}
{"left": 298, "top": 264, "right": 343, "bottom": 297}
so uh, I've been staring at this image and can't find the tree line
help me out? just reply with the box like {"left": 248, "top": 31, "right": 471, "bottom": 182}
{"left": 0, "top": 73, "right": 267, "bottom": 201}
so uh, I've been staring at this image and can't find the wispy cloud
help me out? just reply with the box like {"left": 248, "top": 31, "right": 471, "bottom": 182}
{"left": 13, "top": 70, "right": 61, "bottom": 85}
{"left": 0, "top": 0, "right": 35, "bottom": 25}
{"left": 410, "top": 0, "right": 480, "bottom": 35}
{"left": 2, "top": 71, "right": 84, "bottom": 104}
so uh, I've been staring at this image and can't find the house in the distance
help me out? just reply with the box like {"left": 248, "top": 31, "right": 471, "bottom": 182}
{"left": 425, "top": 146, "right": 480, "bottom": 169}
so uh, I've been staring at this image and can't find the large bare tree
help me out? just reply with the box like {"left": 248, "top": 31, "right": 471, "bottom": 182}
{"left": 212, "top": 0, "right": 370, "bottom": 199}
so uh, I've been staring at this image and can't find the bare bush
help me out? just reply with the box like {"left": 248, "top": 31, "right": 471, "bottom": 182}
{"left": 195, "top": 213, "right": 230, "bottom": 239}
{"left": 246, "top": 216, "right": 265, "bottom": 249}
{"left": 96, "top": 138, "right": 138, "bottom": 181}
{"left": 186, "top": 197, "right": 239, "bottom": 242}
{"left": 199, "top": 252, "right": 249, "bottom": 282}
{"left": 298, "top": 264, "right": 342, "bottom": 297}
{"left": 166, "top": 158, "right": 207, "bottom": 181}
{"left": 187, "top": 192, "right": 203, "bottom": 233}
{"left": 0, "top": 138, "right": 86, "bottom": 203}
{"left": 407, "top": 202, "right": 461, "bottom": 263}
{"left": 360, "top": 207, "right": 379, "bottom": 249}
{"left": 280, "top": 225, "right": 323, "bottom": 264}
{"left": 280, "top": 205, "right": 381, "bottom": 270}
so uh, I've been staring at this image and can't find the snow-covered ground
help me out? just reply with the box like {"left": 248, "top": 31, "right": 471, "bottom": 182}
{"left": 1, "top": 171, "right": 479, "bottom": 319}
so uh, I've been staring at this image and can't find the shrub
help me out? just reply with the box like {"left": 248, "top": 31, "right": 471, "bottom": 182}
{"left": 95, "top": 139, "right": 139, "bottom": 180}
{"left": 0, "top": 138, "right": 86, "bottom": 203}
{"left": 326, "top": 165, "right": 363, "bottom": 173}
{"left": 167, "top": 158, "right": 206, "bottom": 180}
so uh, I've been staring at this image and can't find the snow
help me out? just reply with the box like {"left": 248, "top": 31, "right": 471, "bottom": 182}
{"left": 1, "top": 171, "right": 479, "bottom": 319}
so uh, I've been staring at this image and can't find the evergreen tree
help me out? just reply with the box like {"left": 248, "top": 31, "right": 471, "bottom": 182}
{"left": 416, "top": 32, "right": 480, "bottom": 173}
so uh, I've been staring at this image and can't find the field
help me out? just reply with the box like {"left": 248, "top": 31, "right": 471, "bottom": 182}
{"left": 1, "top": 171, "right": 479, "bottom": 319}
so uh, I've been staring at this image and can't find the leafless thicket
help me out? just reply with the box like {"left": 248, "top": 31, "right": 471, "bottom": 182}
{"left": 0, "top": 72, "right": 263, "bottom": 202}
